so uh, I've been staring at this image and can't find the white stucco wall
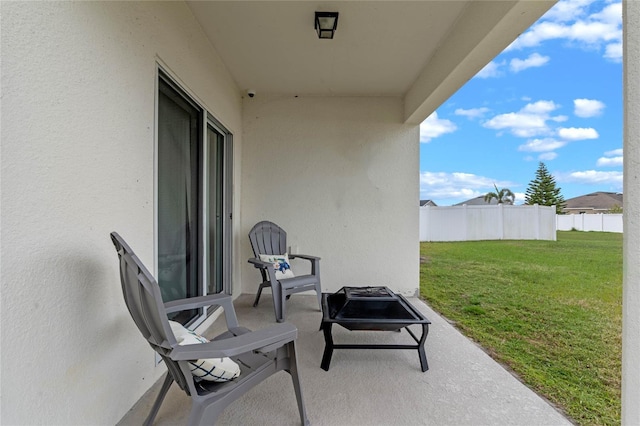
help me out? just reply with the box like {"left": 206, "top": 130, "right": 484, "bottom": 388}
{"left": 623, "top": 1, "right": 640, "bottom": 423}
{"left": 1, "top": 2, "right": 242, "bottom": 424}
{"left": 241, "top": 96, "right": 420, "bottom": 297}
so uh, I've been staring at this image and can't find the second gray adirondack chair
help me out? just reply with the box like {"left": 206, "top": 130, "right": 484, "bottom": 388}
{"left": 248, "top": 221, "right": 322, "bottom": 322}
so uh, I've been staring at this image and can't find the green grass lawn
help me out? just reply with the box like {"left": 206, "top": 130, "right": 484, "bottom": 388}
{"left": 420, "top": 231, "right": 622, "bottom": 426}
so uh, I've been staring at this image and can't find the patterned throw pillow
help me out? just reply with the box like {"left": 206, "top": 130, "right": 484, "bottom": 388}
{"left": 168, "top": 321, "right": 241, "bottom": 382}
{"left": 259, "top": 253, "right": 296, "bottom": 280}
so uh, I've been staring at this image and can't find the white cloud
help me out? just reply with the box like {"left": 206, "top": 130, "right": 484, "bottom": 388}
{"left": 420, "top": 171, "right": 493, "bottom": 188}
{"left": 557, "top": 127, "right": 599, "bottom": 140}
{"left": 419, "top": 171, "right": 516, "bottom": 204}
{"left": 560, "top": 170, "right": 623, "bottom": 185}
{"left": 454, "top": 107, "right": 490, "bottom": 119}
{"left": 605, "top": 44, "right": 622, "bottom": 62}
{"left": 592, "top": 2, "right": 623, "bottom": 26}
{"left": 507, "top": 1, "right": 622, "bottom": 61}
{"left": 522, "top": 100, "right": 559, "bottom": 114}
{"left": 483, "top": 100, "right": 559, "bottom": 138}
{"left": 510, "top": 53, "right": 550, "bottom": 72}
{"left": 604, "top": 42, "right": 622, "bottom": 62}
{"left": 518, "top": 138, "right": 568, "bottom": 152}
{"left": 596, "top": 156, "right": 623, "bottom": 167}
{"left": 513, "top": 16, "right": 620, "bottom": 47}
{"left": 475, "top": 60, "right": 504, "bottom": 78}
{"left": 570, "top": 21, "right": 619, "bottom": 44}
{"left": 574, "top": 98, "right": 605, "bottom": 117}
{"left": 420, "top": 112, "right": 457, "bottom": 143}
{"left": 605, "top": 148, "right": 623, "bottom": 156}
{"left": 513, "top": 192, "right": 526, "bottom": 204}
{"left": 543, "top": 0, "right": 592, "bottom": 22}
{"left": 539, "top": 152, "right": 558, "bottom": 161}
{"left": 484, "top": 113, "right": 548, "bottom": 138}
{"left": 484, "top": 101, "right": 601, "bottom": 142}
{"left": 597, "top": 148, "right": 623, "bottom": 167}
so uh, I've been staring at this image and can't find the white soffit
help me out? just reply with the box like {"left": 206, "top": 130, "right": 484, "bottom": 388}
{"left": 186, "top": 1, "right": 556, "bottom": 123}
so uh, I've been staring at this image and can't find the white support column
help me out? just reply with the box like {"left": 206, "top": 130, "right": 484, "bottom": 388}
{"left": 623, "top": 1, "right": 640, "bottom": 423}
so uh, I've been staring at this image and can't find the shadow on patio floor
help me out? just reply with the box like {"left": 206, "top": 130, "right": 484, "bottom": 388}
{"left": 118, "top": 294, "right": 571, "bottom": 425}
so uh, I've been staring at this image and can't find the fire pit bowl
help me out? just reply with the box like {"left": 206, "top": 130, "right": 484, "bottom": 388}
{"left": 326, "top": 286, "right": 422, "bottom": 330}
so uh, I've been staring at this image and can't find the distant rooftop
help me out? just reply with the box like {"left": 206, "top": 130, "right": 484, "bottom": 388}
{"left": 564, "top": 191, "right": 623, "bottom": 213}
{"left": 454, "top": 196, "right": 499, "bottom": 206}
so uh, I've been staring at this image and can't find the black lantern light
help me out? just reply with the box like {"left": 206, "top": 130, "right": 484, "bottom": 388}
{"left": 315, "top": 12, "right": 339, "bottom": 39}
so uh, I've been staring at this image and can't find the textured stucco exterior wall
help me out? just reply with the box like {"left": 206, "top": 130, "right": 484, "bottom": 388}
{"left": 1, "top": 2, "right": 242, "bottom": 424}
{"left": 623, "top": 0, "right": 640, "bottom": 423}
{"left": 241, "top": 96, "right": 420, "bottom": 297}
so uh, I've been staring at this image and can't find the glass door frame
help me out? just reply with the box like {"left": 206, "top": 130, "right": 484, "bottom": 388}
{"left": 203, "top": 115, "right": 234, "bottom": 302}
{"left": 154, "top": 65, "right": 233, "bottom": 328}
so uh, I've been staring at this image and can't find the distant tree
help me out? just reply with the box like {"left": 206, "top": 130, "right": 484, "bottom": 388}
{"left": 608, "top": 204, "right": 623, "bottom": 214}
{"left": 484, "top": 184, "right": 515, "bottom": 205}
{"left": 524, "top": 162, "right": 566, "bottom": 214}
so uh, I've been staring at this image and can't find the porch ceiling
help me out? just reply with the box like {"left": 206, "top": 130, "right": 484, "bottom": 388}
{"left": 186, "top": 1, "right": 555, "bottom": 124}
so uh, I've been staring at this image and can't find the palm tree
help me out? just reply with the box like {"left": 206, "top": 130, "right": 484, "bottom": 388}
{"left": 484, "top": 184, "right": 515, "bottom": 205}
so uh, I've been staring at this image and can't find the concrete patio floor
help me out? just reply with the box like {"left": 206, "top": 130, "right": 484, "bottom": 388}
{"left": 118, "top": 294, "right": 572, "bottom": 426}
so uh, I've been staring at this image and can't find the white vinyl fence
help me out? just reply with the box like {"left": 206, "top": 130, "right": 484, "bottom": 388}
{"left": 556, "top": 213, "right": 623, "bottom": 233}
{"left": 419, "top": 204, "right": 557, "bottom": 242}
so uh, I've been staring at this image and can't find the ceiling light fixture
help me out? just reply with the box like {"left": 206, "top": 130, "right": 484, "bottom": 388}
{"left": 315, "top": 12, "right": 339, "bottom": 39}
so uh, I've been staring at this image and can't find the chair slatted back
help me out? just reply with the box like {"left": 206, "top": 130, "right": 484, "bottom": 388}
{"left": 248, "top": 221, "right": 287, "bottom": 256}
{"left": 111, "top": 232, "right": 191, "bottom": 393}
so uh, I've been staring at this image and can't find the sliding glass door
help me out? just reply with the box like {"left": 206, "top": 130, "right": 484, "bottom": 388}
{"left": 156, "top": 70, "right": 232, "bottom": 324}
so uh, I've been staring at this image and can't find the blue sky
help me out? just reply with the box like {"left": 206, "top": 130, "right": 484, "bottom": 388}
{"left": 419, "top": 0, "right": 622, "bottom": 206}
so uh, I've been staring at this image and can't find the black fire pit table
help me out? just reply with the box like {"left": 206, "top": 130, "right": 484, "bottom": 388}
{"left": 320, "top": 286, "right": 431, "bottom": 372}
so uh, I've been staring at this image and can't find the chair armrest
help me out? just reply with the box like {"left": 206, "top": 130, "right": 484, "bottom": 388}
{"left": 164, "top": 294, "right": 239, "bottom": 329}
{"left": 248, "top": 257, "right": 272, "bottom": 269}
{"left": 248, "top": 258, "right": 279, "bottom": 283}
{"left": 164, "top": 293, "right": 232, "bottom": 312}
{"left": 289, "top": 254, "right": 320, "bottom": 276}
{"left": 170, "top": 323, "right": 298, "bottom": 359}
{"left": 289, "top": 254, "right": 320, "bottom": 261}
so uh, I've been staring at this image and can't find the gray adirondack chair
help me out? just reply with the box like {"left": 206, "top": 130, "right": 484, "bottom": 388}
{"left": 248, "top": 221, "right": 322, "bottom": 322}
{"left": 111, "top": 232, "right": 309, "bottom": 426}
